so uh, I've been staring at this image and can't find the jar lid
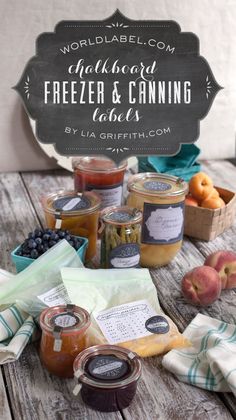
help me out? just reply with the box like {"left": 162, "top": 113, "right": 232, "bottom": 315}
{"left": 42, "top": 190, "right": 101, "bottom": 215}
{"left": 73, "top": 345, "right": 142, "bottom": 389}
{"left": 101, "top": 206, "right": 142, "bottom": 226}
{"left": 128, "top": 173, "right": 188, "bottom": 197}
{"left": 72, "top": 156, "right": 127, "bottom": 173}
{"left": 40, "top": 304, "right": 91, "bottom": 335}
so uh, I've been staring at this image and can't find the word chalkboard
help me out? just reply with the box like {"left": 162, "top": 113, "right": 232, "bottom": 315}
{"left": 15, "top": 10, "right": 221, "bottom": 164}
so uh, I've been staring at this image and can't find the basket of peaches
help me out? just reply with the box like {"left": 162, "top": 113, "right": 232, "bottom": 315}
{"left": 184, "top": 172, "right": 236, "bottom": 241}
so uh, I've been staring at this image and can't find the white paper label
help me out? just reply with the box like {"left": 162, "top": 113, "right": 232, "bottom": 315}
{"left": 92, "top": 185, "right": 122, "bottom": 208}
{"left": 93, "top": 361, "right": 123, "bottom": 375}
{"left": 54, "top": 314, "right": 77, "bottom": 327}
{"left": 110, "top": 254, "right": 140, "bottom": 268}
{"left": 37, "top": 284, "right": 70, "bottom": 307}
{"left": 62, "top": 197, "right": 81, "bottom": 211}
{"left": 95, "top": 299, "right": 157, "bottom": 344}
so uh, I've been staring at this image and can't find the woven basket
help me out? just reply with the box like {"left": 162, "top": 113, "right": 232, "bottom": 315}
{"left": 184, "top": 186, "right": 236, "bottom": 241}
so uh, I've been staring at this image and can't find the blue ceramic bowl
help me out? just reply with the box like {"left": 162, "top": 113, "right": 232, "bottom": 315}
{"left": 11, "top": 235, "right": 88, "bottom": 273}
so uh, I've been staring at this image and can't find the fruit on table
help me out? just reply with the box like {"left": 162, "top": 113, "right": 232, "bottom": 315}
{"left": 185, "top": 194, "right": 198, "bottom": 207}
{"left": 189, "top": 172, "right": 214, "bottom": 201}
{"left": 16, "top": 228, "right": 83, "bottom": 259}
{"left": 204, "top": 250, "right": 236, "bottom": 289}
{"left": 201, "top": 196, "right": 225, "bottom": 209}
{"left": 181, "top": 266, "right": 221, "bottom": 306}
{"left": 207, "top": 188, "right": 220, "bottom": 199}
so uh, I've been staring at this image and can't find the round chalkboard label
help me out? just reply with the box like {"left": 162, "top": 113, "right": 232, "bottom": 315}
{"left": 109, "top": 211, "right": 133, "bottom": 223}
{"left": 52, "top": 313, "right": 80, "bottom": 328}
{"left": 143, "top": 181, "right": 172, "bottom": 192}
{"left": 145, "top": 316, "right": 169, "bottom": 334}
{"left": 87, "top": 355, "right": 129, "bottom": 381}
{"left": 53, "top": 195, "right": 91, "bottom": 211}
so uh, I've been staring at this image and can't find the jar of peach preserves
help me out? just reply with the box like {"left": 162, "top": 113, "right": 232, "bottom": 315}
{"left": 127, "top": 173, "right": 188, "bottom": 267}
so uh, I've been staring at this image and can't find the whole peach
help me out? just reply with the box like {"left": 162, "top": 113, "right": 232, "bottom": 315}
{"left": 181, "top": 266, "right": 221, "bottom": 306}
{"left": 204, "top": 251, "right": 236, "bottom": 289}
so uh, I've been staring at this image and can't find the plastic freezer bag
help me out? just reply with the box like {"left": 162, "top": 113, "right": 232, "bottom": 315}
{"left": 61, "top": 267, "right": 190, "bottom": 357}
{"left": 0, "top": 240, "right": 83, "bottom": 318}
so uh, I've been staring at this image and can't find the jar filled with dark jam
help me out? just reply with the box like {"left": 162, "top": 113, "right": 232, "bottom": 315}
{"left": 73, "top": 345, "right": 142, "bottom": 412}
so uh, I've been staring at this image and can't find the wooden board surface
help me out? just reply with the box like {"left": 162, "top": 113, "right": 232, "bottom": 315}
{"left": 0, "top": 368, "right": 12, "bottom": 420}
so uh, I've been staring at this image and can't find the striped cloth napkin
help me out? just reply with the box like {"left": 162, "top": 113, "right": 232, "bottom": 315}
{"left": 162, "top": 313, "right": 236, "bottom": 396}
{"left": 0, "top": 304, "right": 36, "bottom": 364}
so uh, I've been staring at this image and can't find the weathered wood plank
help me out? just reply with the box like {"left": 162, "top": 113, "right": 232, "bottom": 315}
{"left": 124, "top": 357, "right": 233, "bottom": 420}
{"left": 22, "top": 169, "right": 235, "bottom": 420}
{"left": 0, "top": 172, "right": 121, "bottom": 420}
{"left": 0, "top": 368, "right": 12, "bottom": 420}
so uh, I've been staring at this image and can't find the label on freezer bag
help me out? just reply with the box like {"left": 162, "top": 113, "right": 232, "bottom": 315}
{"left": 37, "top": 284, "right": 70, "bottom": 307}
{"left": 94, "top": 299, "right": 157, "bottom": 344}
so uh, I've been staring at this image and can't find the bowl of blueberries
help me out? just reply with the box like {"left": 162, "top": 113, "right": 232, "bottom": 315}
{"left": 11, "top": 228, "right": 88, "bottom": 273}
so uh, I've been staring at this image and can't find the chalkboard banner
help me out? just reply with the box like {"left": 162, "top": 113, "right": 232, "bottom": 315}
{"left": 14, "top": 10, "right": 222, "bottom": 164}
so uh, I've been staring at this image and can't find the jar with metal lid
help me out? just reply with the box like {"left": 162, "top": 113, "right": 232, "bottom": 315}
{"left": 41, "top": 190, "right": 101, "bottom": 261}
{"left": 39, "top": 304, "right": 90, "bottom": 378}
{"left": 100, "top": 206, "right": 142, "bottom": 268}
{"left": 127, "top": 173, "right": 188, "bottom": 267}
{"left": 73, "top": 345, "right": 142, "bottom": 412}
{"left": 73, "top": 156, "right": 127, "bottom": 209}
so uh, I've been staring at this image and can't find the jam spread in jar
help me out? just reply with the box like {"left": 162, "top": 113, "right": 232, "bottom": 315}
{"left": 39, "top": 304, "right": 90, "bottom": 378}
{"left": 73, "top": 345, "right": 142, "bottom": 412}
{"left": 41, "top": 190, "right": 101, "bottom": 261}
{"left": 127, "top": 173, "right": 188, "bottom": 267}
{"left": 73, "top": 156, "right": 127, "bottom": 208}
{"left": 100, "top": 206, "right": 142, "bottom": 268}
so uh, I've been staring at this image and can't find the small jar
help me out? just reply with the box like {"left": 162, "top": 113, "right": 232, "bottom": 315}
{"left": 100, "top": 206, "right": 142, "bottom": 268}
{"left": 73, "top": 345, "right": 142, "bottom": 412}
{"left": 39, "top": 304, "right": 90, "bottom": 378}
{"left": 127, "top": 173, "right": 188, "bottom": 267}
{"left": 73, "top": 156, "right": 127, "bottom": 208}
{"left": 41, "top": 190, "right": 101, "bottom": 261}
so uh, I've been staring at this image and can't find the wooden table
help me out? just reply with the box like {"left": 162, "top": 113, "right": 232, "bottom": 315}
{"left": 0, "top": 160, "right": 236, "bottom": 420}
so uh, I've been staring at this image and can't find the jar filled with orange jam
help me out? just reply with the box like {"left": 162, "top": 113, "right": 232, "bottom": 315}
{"left": 73, "top": 156, "right": 127, "bottom": 209}
{"left": 127, "top": 173, "right": 188, "bottom": 267}
{"left": 41, "top": 190, "right": 101, "bottom": 261}
{"left": 39, "top": 304, "right": 90, "bottom": 378}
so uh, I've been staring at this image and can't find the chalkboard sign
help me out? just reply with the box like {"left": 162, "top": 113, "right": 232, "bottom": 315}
{"left": 14, "top": 10, "right": 221, "bottom": 164}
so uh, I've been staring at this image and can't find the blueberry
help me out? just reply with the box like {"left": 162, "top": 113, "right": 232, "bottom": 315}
{"left": 37, "top": 244, "right": 44, "bottom": 253}
{"left": 65, "top": 234, "right": 71, "bottom": 241}
{"left": 17, "top": 249, "right": 23, "bottom": 256}
{"left": 68, "top": 240, "right": 74, "bottom": 247}
{"left": 28, "top": 232, "right": 35, "bottom": 239}
{"left": 30, "top": 249, "right": 39, "bottom": 259}
{"left": 58, "top": 230, "right": 66, "bottom": 239}
{"left": 43, "top": 245, "right": 49, "bottom": 252}
{"left": 42, "top": 233, "right": 50, "bottom": 241}
{"left": 51, "top": 232, "right": 59, "bottom": 241}
{"left": 35, "top": 237, "right": 42, "bottom": 245}
{"left": 34, "top": 229, "right": 42, "bottom": 237}
{"left": 28, "top": 239, "right": 37, "bottom": 249}
{"left": 48, "top": 240, "right": 57, "bottom": 248}
{"left": 45, "top": 229, "right": 52, "bottom": 235}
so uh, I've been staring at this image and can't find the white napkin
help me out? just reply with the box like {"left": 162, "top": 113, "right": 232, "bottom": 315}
{"left": 162, "top": 313, "right": 236, "bottom": 396}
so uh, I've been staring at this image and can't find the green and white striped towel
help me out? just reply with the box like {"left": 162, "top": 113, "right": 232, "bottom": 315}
{"left": 162, "top": 313, "right": 236, "bottom": 396}
{"left": 0, "top": 304, "right": 36, "bottom": 364}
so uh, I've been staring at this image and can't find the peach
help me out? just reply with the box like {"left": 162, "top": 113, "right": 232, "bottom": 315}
{"left": 207, "top": 188, "right": 220, "bottom": 199}
{"left": 181, "top": 266, "right": 221, "bottom": 306}
{"left": 201, "top": 196, "right": 225, "bottom": 209}
{"left": 189, "top": 172, "right": 213, "bottom": 201}
{"left": 185, "top": 195, "right": 198, "bottom": 207}
{"left": 204, "top": 250, "right": 236, "bottom": 289}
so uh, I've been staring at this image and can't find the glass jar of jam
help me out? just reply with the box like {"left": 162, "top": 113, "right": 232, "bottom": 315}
{"left": 127, "top": 173, "right": 188, "bottom": 267}
{"left": 73, "top": 156, "right": 127, "bottom": 209}
{"left": 73, "top": 345, "right": 142, "bottom": 412}
{"left": 39, "top": 304, "right": 90, "bottom": 378}
{"left": 41, "top": 190, "right": 101, "bottom": 261}
{"left": 100, "top": 206, "right": 142, "bottom": 268}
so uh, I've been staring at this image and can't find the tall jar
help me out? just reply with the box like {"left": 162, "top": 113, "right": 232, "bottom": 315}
{"left": 100, "top": 206, "right": 142, "bottom": 268}
{"left": 41, "top": 190, "right": 101, "bottom": 262}
{"left": 39, "top": 304, "right": 90, "bottom": 378}
{"left": 127, "top": 173, "right": 188, "bottom": 267}
{"left": 73, "top": 156, "right": 127, "bottom": 209}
